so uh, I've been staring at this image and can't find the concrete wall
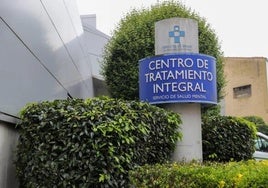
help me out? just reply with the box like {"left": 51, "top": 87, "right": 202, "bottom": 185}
{"left": 81, "top": 14, "right": 110, "bottom": 79}
{"left": 0, "top": 121, "right": 19, "bottom": 188}
{"left": 223, "top": 57, "right": 268, "bottom": 122}
{"left": 81, "top": 14, "right": 110, "bottom": 96}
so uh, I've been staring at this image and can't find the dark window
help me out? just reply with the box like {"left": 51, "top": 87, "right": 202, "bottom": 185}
{"left": 233, "top": 85, "right": 251, "bottom": 98}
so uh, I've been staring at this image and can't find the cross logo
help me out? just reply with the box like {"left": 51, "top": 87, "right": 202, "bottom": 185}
{"left": 169, "top": 25, "right": 185, "bottom": 43}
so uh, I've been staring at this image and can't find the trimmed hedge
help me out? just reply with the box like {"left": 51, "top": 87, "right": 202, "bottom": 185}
{"left": 15, "top": 97, "right": 182, "bottom": 187}
{"left": 129, "top": 160, "right": 268, "bottom": 187}
{"left": 202, "top": 115, "right": 256, "bottom": 162}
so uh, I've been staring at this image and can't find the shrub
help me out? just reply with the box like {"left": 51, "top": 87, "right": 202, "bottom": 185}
{"left": 15, "top": 97, "right": 181, "bottom": 187}
{"left": 244, "top": 115, "right": 268, "bottom": 135}
{"left": 129, "top": 160, "right": 268, "bottom": 187}
{"left": 202, "top": 115, "right": 256, "bottom": 162}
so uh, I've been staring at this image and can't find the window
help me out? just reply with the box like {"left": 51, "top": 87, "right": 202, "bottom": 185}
{"left": 233, "top": 85, "right": 251, "bottom": 98}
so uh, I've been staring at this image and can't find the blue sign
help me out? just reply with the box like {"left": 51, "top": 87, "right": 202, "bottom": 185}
{"left": 139, "top": 53, "right": 217, "bottom": 104}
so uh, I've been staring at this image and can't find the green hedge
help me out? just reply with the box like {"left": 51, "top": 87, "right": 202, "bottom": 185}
{"left": 202, "top": 115, "right": 256, "bottom": 162}
{"left": 15, "top": 97, "right": 181, "bottom": 187}
{"left": 130, "top": 160, "right": 268, "bottom": 187}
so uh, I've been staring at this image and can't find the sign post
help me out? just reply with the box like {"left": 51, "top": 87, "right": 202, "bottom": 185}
{"left": 139, "top": 18, "right": 217, "bottom": 162}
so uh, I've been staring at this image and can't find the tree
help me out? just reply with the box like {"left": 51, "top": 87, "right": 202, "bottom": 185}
{"left": 244, "top": 116, "right": 268, "bottom": 135}
{"left": 102, "top": 1, "right": 225, "bottom": 104}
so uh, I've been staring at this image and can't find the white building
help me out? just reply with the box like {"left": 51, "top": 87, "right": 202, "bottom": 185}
{"left": 0, "top": 1, "right": 109, "bottom": 187}
{"left": 80, "top": 14, "right": 110, "bottom": 96}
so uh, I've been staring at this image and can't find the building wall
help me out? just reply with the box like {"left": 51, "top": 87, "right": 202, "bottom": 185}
{"left": 81, "top": 14, "right": 110, "bottom": 96}
{"left": 0, "top": 1, "right": 109, "bottom": 187}
{"left": 0, "top": 0, "right": 93, "bottom": 120}
{"left": 223, "top": 57, "right": 268, "bottom": 122}
{"left": 81, "top": 14, "right": 110, "bottom": 79}
{"left": 0, "top": 121, "right": 19, "bottom": 188}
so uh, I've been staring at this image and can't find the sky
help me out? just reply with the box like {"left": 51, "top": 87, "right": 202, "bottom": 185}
{"left": 76, "top": 0, "right": 268, "bottom": 57}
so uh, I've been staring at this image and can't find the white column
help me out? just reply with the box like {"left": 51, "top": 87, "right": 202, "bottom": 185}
{"left": 155, "top": 18, "right": 202, "bottom": 162}
{"left": 167, "top": 103, "right": 202, "bottom": 162}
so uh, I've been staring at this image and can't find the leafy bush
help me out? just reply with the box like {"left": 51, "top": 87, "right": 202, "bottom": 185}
{"left": 244, "top": 116, "right": 268, "bottom": 135}
{"left": 202, "top": 115, "right": 256, "bottom": 162}
{"left": 102, "top": 1, "right": 225, "bottom": 103}
{"left": 129, "top": 160, "right": 268, "bottom": 187}
{"left": 15, "top": 97, "right": 181, "bottom": 187}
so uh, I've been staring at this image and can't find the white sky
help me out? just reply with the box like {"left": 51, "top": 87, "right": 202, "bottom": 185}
{"left": 76, "top": 0, "right": 268, "bottom": 57}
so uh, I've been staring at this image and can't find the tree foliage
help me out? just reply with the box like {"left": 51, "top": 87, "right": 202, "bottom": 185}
{"left": 244, "top": 116, "right": 268, "bottom": 135}
{"left": 102, "top": 1, "right": 225, "bottom": 103}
